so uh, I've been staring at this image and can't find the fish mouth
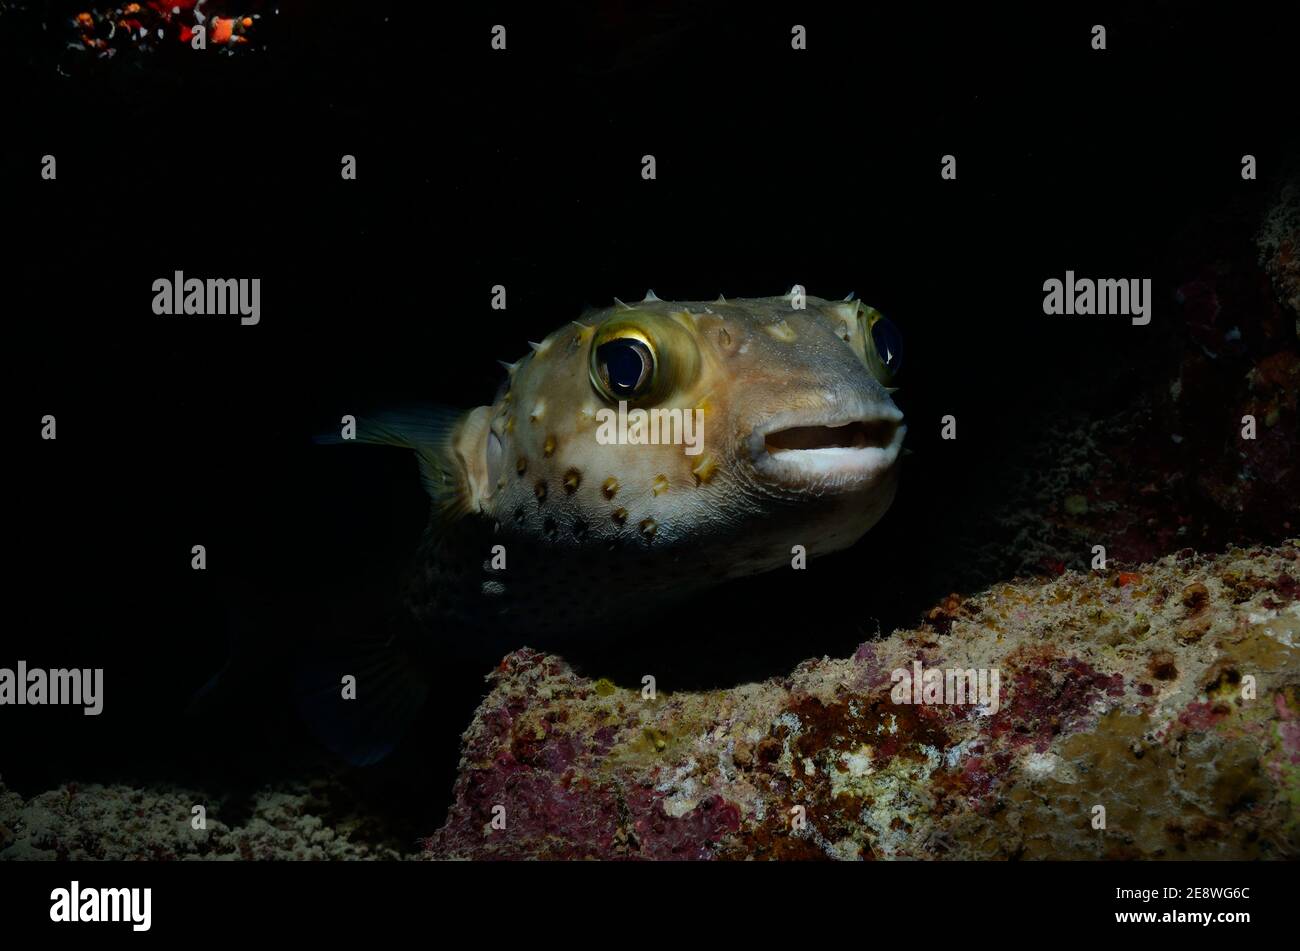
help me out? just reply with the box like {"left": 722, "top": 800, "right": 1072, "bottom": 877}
{"left": 749, "top": 406, "right": 906, "bottom": 492}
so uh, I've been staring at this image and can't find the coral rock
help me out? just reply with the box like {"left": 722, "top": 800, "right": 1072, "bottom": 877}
{"left": 428, "top": 543, "right": 1300, "bottom": 860}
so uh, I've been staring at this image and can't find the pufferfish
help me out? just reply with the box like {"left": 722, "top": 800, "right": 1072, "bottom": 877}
{"left": 329, "top": 291, "right": 906, "bottom": 647}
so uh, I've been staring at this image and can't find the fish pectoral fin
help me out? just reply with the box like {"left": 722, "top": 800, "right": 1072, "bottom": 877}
{"left": 316, "top": 406, "right": 478, "bottom": 523}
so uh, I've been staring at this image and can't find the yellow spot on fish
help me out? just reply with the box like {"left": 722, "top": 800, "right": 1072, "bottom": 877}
{"left": 652, "top": 474, "right": 670, "bottom": 496}
{"left": 530, "top": 400, "right": 545, "bottom": 422}
{"left": 516, "top": 457, "right": 528, "bottom": 476}
{"left": 602, "top": 477, "right": 620, "bottom": 500}
{"left": 692, "top": 455, "right": 718, "bottom": 485}
{"left": 639, "top": 518, "right": 658, "bottom": 539}
{"left": 765, "top": 320, "right": 797, "bottom": 342}
{"left": 505, "top": 416, "right": 516, "bottom": 434}
{"left": 544, "top": 434, "right": 557, "bottom": 457}
{"left": 612, "top": 507, "right": 628, "bottom": 526}
{"left": 535, "top": 481, "right": 548, "bottom": 502}
{"left": 563, "top": 468, "right": 582, "bottom": 494}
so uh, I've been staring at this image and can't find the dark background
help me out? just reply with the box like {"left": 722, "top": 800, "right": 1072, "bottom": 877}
{"left": 3, "top": 2, "right": 1297, "bottom": 842}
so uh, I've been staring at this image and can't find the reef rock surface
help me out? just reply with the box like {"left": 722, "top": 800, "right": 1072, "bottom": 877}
{"left": 428, "top": 542, "right": 1300, "bottom": 860}
{"left": 0, "top": 779, "right": 416, "bottom": 861}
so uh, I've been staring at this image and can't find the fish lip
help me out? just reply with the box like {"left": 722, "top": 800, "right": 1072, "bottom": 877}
{"left": 746, "top": 402, "right": 906, "bottom": 492}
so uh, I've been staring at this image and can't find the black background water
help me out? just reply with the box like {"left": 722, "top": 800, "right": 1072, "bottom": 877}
{"left": 3, "top": 2, "right": 1296, "bottom": 840}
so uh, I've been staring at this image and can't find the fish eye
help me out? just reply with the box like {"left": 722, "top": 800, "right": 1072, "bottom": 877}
{"left": 859, "top": 306, "right": 902, "bottom": 386}
{"left": 871, "top": 317, "right": 902, "bottom": 376}
{"left": 589, "top": 312, "right": 699, "bottom": 404}
{"left": 594, "top": 336, "right": 655, "bottom": 400}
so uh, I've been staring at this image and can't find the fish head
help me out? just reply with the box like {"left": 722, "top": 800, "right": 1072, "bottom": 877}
{"left": 475, "top": 293, "right": 906, "bottom": 579}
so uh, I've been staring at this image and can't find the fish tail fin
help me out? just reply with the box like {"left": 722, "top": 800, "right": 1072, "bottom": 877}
{"left": 185, "top": 578, "right": 266, "bottom": 718}
{"left": 310, "top": 407, "right": 478, "bottom": 764}
{"left": 293, "top": 627, "right": 431, "bottom": 768}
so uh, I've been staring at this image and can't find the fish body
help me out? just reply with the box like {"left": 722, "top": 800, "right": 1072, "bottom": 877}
{"left": 338, "top": 293, "right": 907, "bottom": 646}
